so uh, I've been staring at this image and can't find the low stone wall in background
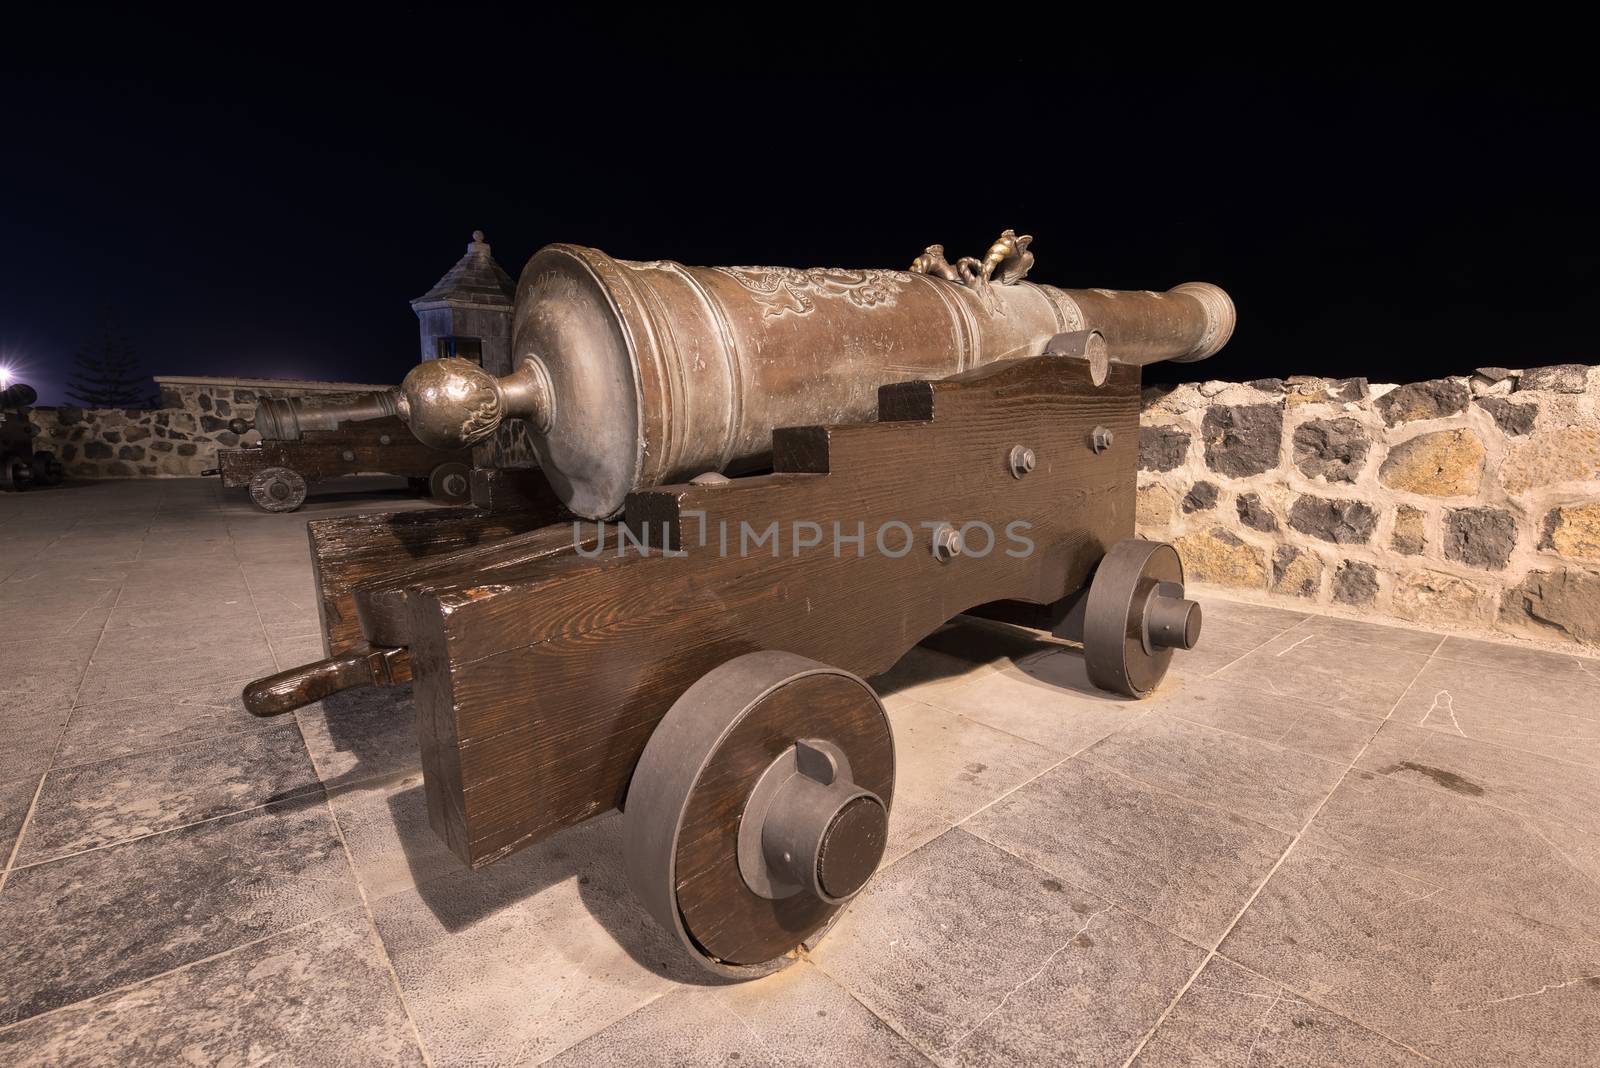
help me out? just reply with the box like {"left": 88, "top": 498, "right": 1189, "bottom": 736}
{"left": 1137, "top": 363, "right": 1600, "bottom": 651}
{"left": 28, "top": 375, "right": 390, "bottom": 479}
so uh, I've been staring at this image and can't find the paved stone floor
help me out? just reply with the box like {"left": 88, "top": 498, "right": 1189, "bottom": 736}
{"left": 2, "top": 478, "right": 1599, "bottom": 1066}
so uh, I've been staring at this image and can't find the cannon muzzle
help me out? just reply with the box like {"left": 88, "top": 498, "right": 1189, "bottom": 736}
{"left": 241, "top": 391, "right": 402, "bottom": 441}
{"left": 397, "top": 234, "right": 1235, "bottom": 518}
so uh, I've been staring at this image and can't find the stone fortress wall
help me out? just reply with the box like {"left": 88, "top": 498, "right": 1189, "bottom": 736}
{"left": 1136, "top": 364, "right": 1600, "bottom": 651}
{"left": 26, "top": 375, "right": 392, "bottom": 479}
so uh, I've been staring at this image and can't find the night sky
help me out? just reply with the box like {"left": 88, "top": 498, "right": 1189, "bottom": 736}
{"left": 4, "top": 21, "right": 1596, "bottom": 405}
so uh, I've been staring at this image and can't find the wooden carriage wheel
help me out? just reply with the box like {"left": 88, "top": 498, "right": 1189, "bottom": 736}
{"left": 623, "top": 651, "right": 895, "bottom": 977}
{"left": 1082, "top": 538, "right": 1202, "bottom": 697}
{"left": 248, "top": 466, "right": 308, "bottom": 512}
{"left": 427, "top": 462, "right": 472, "bottom": 504}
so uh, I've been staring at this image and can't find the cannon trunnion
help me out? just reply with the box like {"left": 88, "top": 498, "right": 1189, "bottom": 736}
{"left": 210, "top": 392, "right": 473, "bottom": 512}
{"left": 242, "top": 235, "right": 1227, "bottom": 976}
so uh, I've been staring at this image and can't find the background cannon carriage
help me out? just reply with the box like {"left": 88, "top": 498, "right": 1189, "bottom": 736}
{"left": 0, "top": 382, "right": 64, "bottom": 491}
{"left": 208, "top": 391, "right": 474, "bottom": 512}
{"left": 240, "top": 235, "right": 1234, "bottom": 975}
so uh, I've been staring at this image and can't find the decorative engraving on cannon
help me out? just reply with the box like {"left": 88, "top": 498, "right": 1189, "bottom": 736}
{"left": 207, "top": 391, "right": 475, "bottom": 512}
{"left": 239, "top": 233, "right": 1233, "bottom": 976}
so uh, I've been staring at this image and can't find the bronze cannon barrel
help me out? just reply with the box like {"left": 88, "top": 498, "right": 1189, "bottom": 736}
{"left": 398, "top": 240, "right": 1235, "bottom": 518}
{"left": 230, "top": 391, "right": 401, "bottom": 441}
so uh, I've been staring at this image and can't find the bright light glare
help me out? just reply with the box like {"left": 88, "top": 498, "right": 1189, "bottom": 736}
{"left": 0, "top": 364, "right": 11, "bottom": 389}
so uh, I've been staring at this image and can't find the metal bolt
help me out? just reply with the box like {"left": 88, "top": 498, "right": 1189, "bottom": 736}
{"left": 690, "top": 471, "right": 732, "bottom": 486}
{"left": 931, "top": 523, "right": 963, "bottom": 561}
{"left": 341, "top": 449, "right": 356, "bottom": 462}
{"left": 1008, "top": 445, "right": 1037, "bottom": 479}
{"left": 1090, "top": 426, "right": 1115, "bottom": 454}
{"left": 379, "top": 434, "right": 392, "bottom": 445}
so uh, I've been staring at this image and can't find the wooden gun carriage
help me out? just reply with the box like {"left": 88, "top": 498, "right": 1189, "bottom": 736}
{"left": 208, "top": 393, "right": 474, "bottom": 512}
{"left": 0, "top": 383, "right": 63, "bottom": 491}
{"left": 241, "top": 234, "right": 1233, "bottom": 976}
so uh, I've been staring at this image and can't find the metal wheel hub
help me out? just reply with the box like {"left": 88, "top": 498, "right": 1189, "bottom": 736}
{"left": 1083, "top": 539, "right": 1201, "bottom": 697}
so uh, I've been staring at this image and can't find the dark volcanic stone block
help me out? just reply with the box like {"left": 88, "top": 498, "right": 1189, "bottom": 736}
{"left": 1235, "top": 492, "right": 1278, "bottom": 532}
{"left": 1474, "top": 396, "right": 1537, "bottom": 435}
{"left": 1139, "top": 425, "right": 1191, "bottom": 472}
{"left": 176, "top": 442, "right": 198, "bottom": 456}
{"left": 1289, "top": 495, "right": 1378, "bottom": 544}
{"left": 1516, "top": 364, "right": 1588, "bottom": 393}
{"left": 1499, "top": 568, "right": 1600, "bottom": 644}
{"left": 1444, "top": 507, "right": 1518, "bottom": 569}
{"left": 1375, "top": 379, "right": 1470, "bottom": 426}
{"left": 1182, "top": 481, "right": 1218, "bottom": 513}
{"left": 1333, "top": 560, "right": 1379, "bottom": 604}
{"left": 1202, "top": 403, "right": 1283, "bottom": 477}
{"left": 1293, "top": 417, "right": 1372, "bottom": 483}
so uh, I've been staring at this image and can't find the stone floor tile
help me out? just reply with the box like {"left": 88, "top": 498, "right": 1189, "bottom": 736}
{"left": 264, "top": 620, "right": 325, "bottom": 665}
{"left": 926, "top": 650, "right": 1151, "bottom": 756}
{"left": 297, "top": 684, "right": 422, "bottom": 789}
{"left": 0, "top": 910, "right": 425, "bottom": 1067}
{"left": 541, "top": 986, "right": 785, "bottom": 1067}
{"left": 74, "top": 654, "right": 272, "bottom": 707}
{"left": 882, "top": 698, "right": 1061, "bottom": 865}
{"left": 1388, "top": 657, "right": 1600, "bottom": 765}
{"left": 101, "top": 594, "right": 263, "bottom": 633}
{"left": 241, "top": 578, "right": 323, "bottom": 627}
{"left": 0, "top": 799, "right": 359, "bottom": 1026}
{"left": 1081, "top": 714, "right": 1347, "bottom": 833}
{"left": 964, "top": 759, "right": 1291, "bottom": 947}
{"left": 1135, "top": 955, "right": 1427, "bottom": 1067}
{"left": 371, "top": 812, "right": 700, "bottom": 1068}
{"left": 0, "top": 697, "right": 70, "bottom": 783}
{"left": 17, "top": 723, "right": 321, "bottom": 864}
{"left": 1434, "top": 633, "right": 1599, "bottom": 680}
{"left": 811, "top": 828, "right": 1204, "bottom": 1068}
{"left": 1355, "top": 719, "right": 1600, "bottom": 833}
{"left": 54, "top": 687, "right": 271, "bottom": 768}
{"left": 1221, "top": 844, "right": 1600, "bottom": 1067}
{"left": 1163, "top": 635, "right": 1263, "bottom": 683}
{"left": 1, "top": 774, "right": 40, "bottom": 863}
{"left": 1304, "top": 769, "right": 1600, "bottom": 941}
{"left": 1149, "top": 675, "right": 1381, "bottom": 764}
{"left": 870, "top": 644, "right": 1003, "bottom": 712}
{"left": 88, "top": 629, "right": 275, "bottom": 672}
{"left": 717, "top": 961, "right": 932, "bottom": 1068}
{"left": 1190, "top": 595, "right": 1308, "bottom": 645}
{"left": 1285, "top": 613, "right": 1446, "bottom": 657}
{"left": 547, "top": 963, "right": 933, "bottom": 1068}
{"left": 1211, "top": 630, "right": 1430, "bottom": 717}
{"left": 115, "top": 571, "right": 252, "bottom": 607}
{"left": 328, "top": 772, "right": 459, "bottom": 901}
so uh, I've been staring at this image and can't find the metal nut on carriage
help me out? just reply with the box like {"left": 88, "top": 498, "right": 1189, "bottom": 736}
{"left": 1008, "top": 444, "right": 1037, "bottom": 478}
{"left": 930, "top": 523, "right": 963, "bottom": 561}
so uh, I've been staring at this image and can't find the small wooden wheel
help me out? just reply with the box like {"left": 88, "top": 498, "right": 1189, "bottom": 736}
{"left": 427, "top": 462, "right": 472, "bottom": 504}
{"left": 624, "top": 651, "right": 895, "bottom": 978}
{"left": 248, "top": 466, "right": 308, "bottom": 512}
{"left": 1083, "top": 538, "right": 1203, "bottom": 698}
{"left": 31, "top": 451, "right": 63, "bottom": 485}
{"left": 0, "top": 455, "right": 33, "bottom": 492}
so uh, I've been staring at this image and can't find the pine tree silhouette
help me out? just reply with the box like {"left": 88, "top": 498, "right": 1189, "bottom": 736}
{"left": 66, "top": 312, "right": 150, "bottom": 408}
